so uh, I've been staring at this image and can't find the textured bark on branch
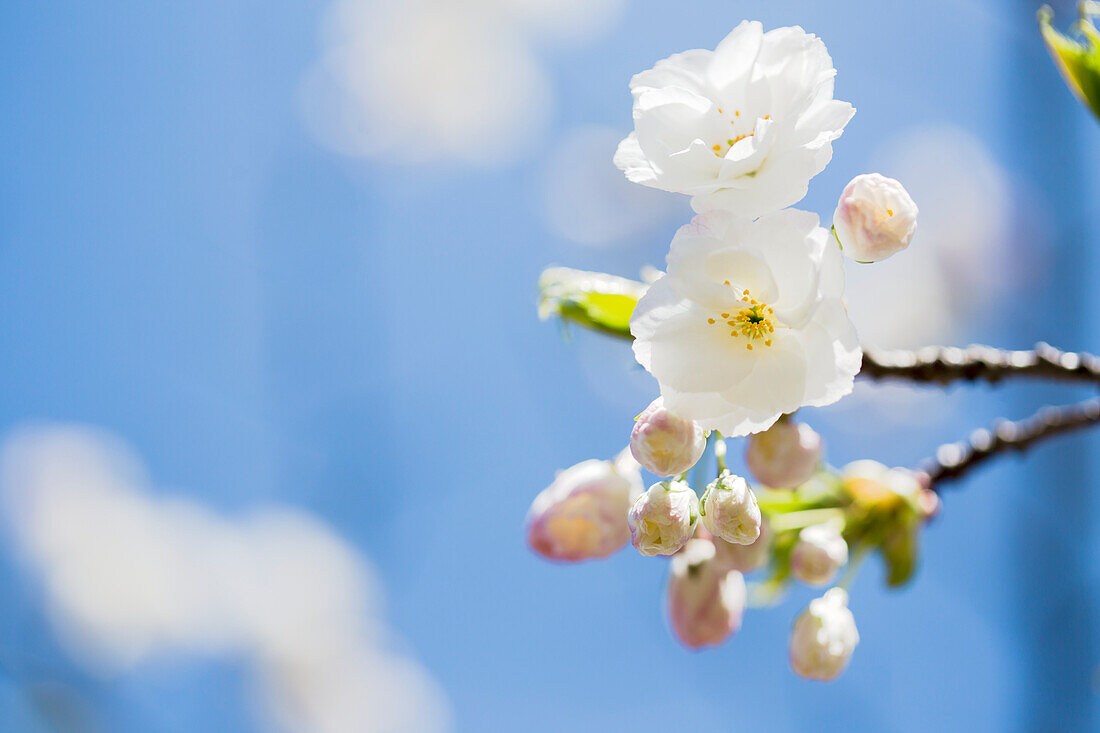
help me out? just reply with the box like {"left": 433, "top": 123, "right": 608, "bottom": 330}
{"left": 859, "top": 343, "right": 1100, "bottom": 387}
{"left": 917, "top": 398, "right": 1100, "bottom": 490}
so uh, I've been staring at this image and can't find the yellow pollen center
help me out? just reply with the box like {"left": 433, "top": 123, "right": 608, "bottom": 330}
{"left": 708, "top": 287, "right": 776, "bottom": 350}
{"left": 711, "top": 110, "right": 769, "bottom": 156}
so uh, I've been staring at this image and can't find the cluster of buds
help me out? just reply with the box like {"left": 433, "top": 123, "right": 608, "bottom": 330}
{"left": 527, "top": 407, "right": 938, "bottom": 680}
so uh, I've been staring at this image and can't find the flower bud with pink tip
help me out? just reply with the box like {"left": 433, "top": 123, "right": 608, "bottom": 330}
{"left": 711, "top": 519, "right": 772, "bottom": 573}
{"left": 789, "top": 588, "right": 859, "bottom": 681}
{"left": 627, "top": 479, "right": 699, "bottom": 556}
{"left": 667, "top": 538, "right": 747, "bottom": 648}
{"left": 700, "top": 472, "right": 761, "bottom": 545}
{"left": 527, "top": 449, "right": 643, "bottom": 562}
{"left": 832, "top": 173, "right": 917, "bottom": 263}
{"left": 745, "top": 419, "right": 822, "bottom": 488}
{"left": 790, "top": 524, "right": 848, "bottom": 586}
{"left": 630, "top": 398, "right": 706, "bottom": 477}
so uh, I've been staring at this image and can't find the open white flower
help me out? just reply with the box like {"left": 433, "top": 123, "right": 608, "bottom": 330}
{"left": 630, "top": 209, "right": 861, "bottom": 437}
{"left": 833, "top": 173, "right": 918, "bottom": 263}
{"left": 614, "top": 20, "right": 854, "bottom": 217}
{"left": 527, "top": 449, "right": 643, "bottom": 562}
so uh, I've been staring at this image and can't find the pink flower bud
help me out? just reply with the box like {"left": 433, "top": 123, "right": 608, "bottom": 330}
{"left": 630, "top": 398, "right": 706, "bottom": 477}
{"left": 667, "top": 538, "right": 747, "bottom": 649}
{"left": 627, "top": 479, "right": 699, "bottom": 556}
{"left": 700, "top": 473, "right": 761, "bottom": 545}
{"left": 527, "top": 449, "right": 642, "bottom": 562}
{"left": 790, "top": 524, "right": 848, "bottom": 586}
{"left": 710, "top": 519, "right": 772, "bottom": 573}
{"left": 832, "top": 173, "right": 917, "bottom": 263}
{"left": 744, "top": 420, "right": 821, "bottom": 489}
{"left": 789, "top": 588, "right": 859, "bottom": 681}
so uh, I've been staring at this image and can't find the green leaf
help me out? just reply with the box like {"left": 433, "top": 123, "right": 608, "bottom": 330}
{"left": 880, "top": 522, "right": 919, "bottom": 588}
{"left": 1039, "top": 4, "right": 1100, "bottom": 122}
{"left": 538, "top": 267, "right": 644, "bottom": 339}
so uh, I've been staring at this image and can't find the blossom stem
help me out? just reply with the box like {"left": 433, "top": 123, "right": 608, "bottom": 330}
{"left": 859, "top": 343, "right": 1100, "bottom": 388}
{"left": 714, "top": 435, "right": 728, "bottom": 474}
{"left": 918, "top": 397, "right": 1100, "bottom": 490}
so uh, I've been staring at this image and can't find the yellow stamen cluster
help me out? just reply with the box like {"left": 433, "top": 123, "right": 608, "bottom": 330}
{"left": 707, "top": 286, "right": 776, "bottom": 350}
{"left": 710, "top": 109, "right": 770, "bottom": 157}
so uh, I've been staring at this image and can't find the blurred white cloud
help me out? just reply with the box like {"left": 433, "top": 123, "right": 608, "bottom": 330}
{"left": 0, "top": 425, "right": 451, "bottom": 733}
{"left": 541, "top": 125, "right": 680, "bottom": 247}
{"left": 844, "top": 125, "right": 1018, "bottom": 349}
{"left": 493, "top": 0, "right": 625, "bottom": 42}
{"left": 300, "top": 0, "right": 624, "bottom": 165}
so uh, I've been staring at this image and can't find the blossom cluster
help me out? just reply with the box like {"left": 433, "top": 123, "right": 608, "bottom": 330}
{"left": 528, "top": 21, "right": 924, "bottom": 680}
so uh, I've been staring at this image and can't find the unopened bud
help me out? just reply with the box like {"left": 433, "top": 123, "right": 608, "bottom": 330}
{"left": 790, "top": 524, "right": 848, "bottom": 586}
{"left": 789, "top": 588, "right": 859, "bottom": 681}
{"left": 527, "top": 449, "right": 643, "bottom": 562}
{"left": 833, "top": 173, "right": 917, "bottom": 263}
{"left": 710, "top": 519, "right": 772, "bottom": 573}
{"left": 700, "top": 473, "right": 761, "bottom": 545}
{"left": 667, "top": 538, "right": 747, "bottom": 648}
{"left": 627, "top": 479, "right": 700, "bottom": 556}
{"left": 630, "top": 398, "right": 706, "bottom": 477}
{"left": 745, "top": 420, "right": 822, "bottom": 488}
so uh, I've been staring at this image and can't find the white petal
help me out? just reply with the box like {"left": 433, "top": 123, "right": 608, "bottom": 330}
{"left": 631, "top": 49, "right": 713, "bottom": 95}
{"left": 614, "top": 132, "right": 659, "bottom": 186}
{"left": 799, "top": 301, "right": 861, "bottom": 407}
{"left": 709, "top": 20, "right": 764, "bottom": 91}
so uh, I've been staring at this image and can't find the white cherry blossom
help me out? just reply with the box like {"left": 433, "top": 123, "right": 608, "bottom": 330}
{"left": 630, "top": 208, "right": 861, "bottom": 437}
{"left": 614, "top": 21, "right": 854, "bottom": 217}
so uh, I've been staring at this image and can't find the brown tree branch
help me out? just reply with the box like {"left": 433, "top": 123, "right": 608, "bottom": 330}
{"left": 917, "top": 398, "right": 1100, "bottom": 490}
{"left": 859, "top": 343, "right": 1100, "bottom": 387}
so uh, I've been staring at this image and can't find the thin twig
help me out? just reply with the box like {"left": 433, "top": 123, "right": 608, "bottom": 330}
{"left": 917, "top": 398, "right": 1100, "bottom": 490}
{"left": 859, "top": 343, "right": 1100, "bottom": 387}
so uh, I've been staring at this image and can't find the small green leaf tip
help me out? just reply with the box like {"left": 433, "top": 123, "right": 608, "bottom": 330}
{"left": 1039, "top": 3, "right": 1100, "bottom": 122}
{"left": 537, "top": 266, "right": 644, "bottom": 340}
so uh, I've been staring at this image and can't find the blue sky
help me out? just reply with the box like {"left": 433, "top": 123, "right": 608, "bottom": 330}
{"left": 1, "top": 0, "right": 1099, "bottom": 731}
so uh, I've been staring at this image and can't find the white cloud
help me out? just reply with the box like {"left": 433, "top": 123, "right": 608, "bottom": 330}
{"left": 0, "top": 425, "right": 451, "bottom": 733}
{"left": 300, "top": 0, "right": 625, "bottom": 165}
{"left": 492, "top": 0, "right": 625, "bottom": 42}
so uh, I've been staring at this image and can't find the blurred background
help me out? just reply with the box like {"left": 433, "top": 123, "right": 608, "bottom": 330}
{"left": 0, "top": 0, "right": 1098, "bottom": 730}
